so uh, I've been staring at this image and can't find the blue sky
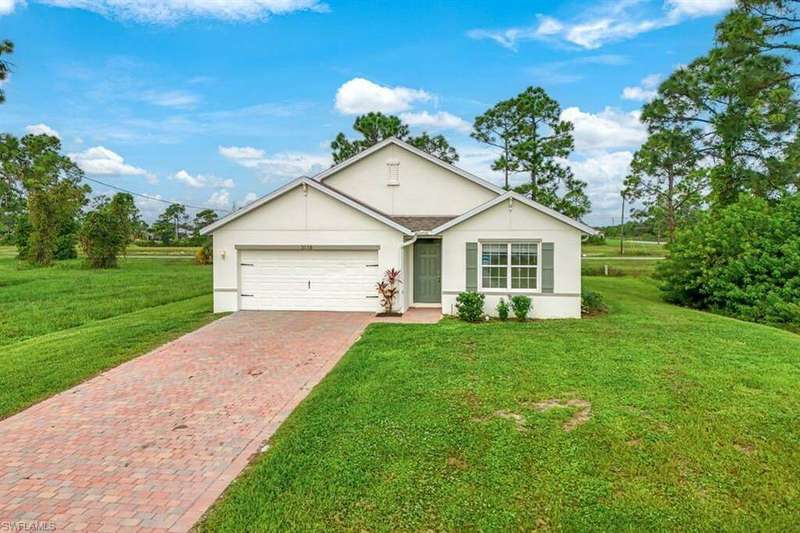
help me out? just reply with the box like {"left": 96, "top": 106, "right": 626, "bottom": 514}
{"left": 0, "top": 0, "right": 733, "bottom": 225}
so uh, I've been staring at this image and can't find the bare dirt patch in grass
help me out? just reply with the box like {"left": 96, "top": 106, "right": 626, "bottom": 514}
{"left": 446, "top": 455, "right": 468, "bottom": 470}
{"left": 734, "top": 442, "right": 755, "bottom": 455}
{"left": 493, "top": 410, "right": 528, "bottom": 432}
{"left": 531, "top": 398, "right": 592, "bottom": 431}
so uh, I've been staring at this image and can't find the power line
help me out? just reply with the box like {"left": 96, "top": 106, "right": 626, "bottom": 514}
{"left": 81, "top": 175, "right": 231, "bottom": 213}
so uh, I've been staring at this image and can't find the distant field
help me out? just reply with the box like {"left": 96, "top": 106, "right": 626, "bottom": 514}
{"left": 126, "top": 244, "right": 197, "bottom": 256}
{"left": 582, "top": 258, "right": 660, "bottom": 278}
{"left": 0, "top": 256, "right": 215, "bottom": 418}
{"left": 582, "top": 238, "right": 666, "bottom": 258}
{"left": 0, "top": 244, "right": 198, "bottom": 259}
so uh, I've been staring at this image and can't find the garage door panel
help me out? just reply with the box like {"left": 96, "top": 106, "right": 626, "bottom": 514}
{"left": 239, "top": 249, "right": 379, "bottom": 312}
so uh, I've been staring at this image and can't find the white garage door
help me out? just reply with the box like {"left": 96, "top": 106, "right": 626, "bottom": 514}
{"left": 239, "top": 249, "right": 380, "bottom": 312}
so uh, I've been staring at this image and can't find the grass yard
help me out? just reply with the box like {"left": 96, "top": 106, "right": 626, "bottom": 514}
{"left": 582, "top": 258, "right": 660, "bottom": 277}
{"left": 582, "top": 238, "right": 666, "bottom": 258}
{"left": 0, "top": 254, "right": 215, "bottom": 418}
{"left": 126, "top": 244, "right": 198, "bottom": 257}
{"left": 201, "top": 276, "right": 800, "bottom": 531}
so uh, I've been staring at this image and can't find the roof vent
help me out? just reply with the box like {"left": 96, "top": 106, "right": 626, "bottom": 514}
{"left": 387, "top": 159, "right": 400, "bottom": 186}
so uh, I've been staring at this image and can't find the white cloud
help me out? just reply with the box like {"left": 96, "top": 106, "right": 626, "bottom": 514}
{"left": 242, "top": 192, "right": 259, "bottom": 205}
{"left": 25, "top": 123, "right": 61, "bottom": 139}
{"left": 220, "top": 145, "right": 330, "bottom": 180}
{"left": 0, "top": 0, "right": 18, "bottom": 15}
{"left": 468, "top": 0, "right": 734, "bottom": 50}
{"left": 218, "top": 145, "right": 265, "bottom": 160}
{"left": 466, "top": 14, "right": 563, "bottom": 50}
{"left": 622, "top": 73, "right": 662, "bottom": 102}
{"left": 399, "top": 111, "right": 471, "bottom": 133}
{"left": 667, "top": 0, "right": 735, "bottom": 17}
{"left": 566, "top": 17, "right": 664, "bottom": 49}
{"left": 173, "top": 169, "right": 235, "bottom": 189}
{"left": 560, "top": 106, "right": 647, "bottom": 152}
{"left": 566, "top": 150, "right": 634, "bottom": 225}
{"left": 140, "top": 89, "right": 199, "bottom": 109}
{"left": 36, "top": 0, "right": 328, "bottom": 23}
{"left": 207, "top": 189, "right": 231, "bottom": 210}
{"left": 134, "top": 193, "right": 165, "bottom": 222}
{"left": 69, "top": 146, "right": 157, "bottom": 183}
{"left": 173, "top": 169, "right": 206, "bottom": 188}
{"left": 334, "top": 78, "right": 431, "bottom": 115}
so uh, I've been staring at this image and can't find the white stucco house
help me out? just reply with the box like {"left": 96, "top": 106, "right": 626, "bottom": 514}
{"left": 201, "top": 137, "right": 598, "bottom": 318}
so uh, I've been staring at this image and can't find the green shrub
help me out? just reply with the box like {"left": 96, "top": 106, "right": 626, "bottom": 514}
{"left": 584, "top": 234, "right": 606, "bottom": 245}
{"left": 496, "top": 298, "right": 510, "bottom": 321}
{"left": 79, "top": 193, "right": 136, "bottom": 269}
{"left": 657, "top": 194, "right": 800, "bottom": 330}
{"left": 510, "top": 295, "right": 532, "bottom": 321}
{"left": 456, "top": 291, "right": 485, "bottom": 322}
{"left": 195, "top": 241, "right": 213, "bottom": 265}
{"left": 581, "top": 291, "right": 608, "bottom": 316}
{"left": 54, "top": 229, "right": 78, "bottom": 260}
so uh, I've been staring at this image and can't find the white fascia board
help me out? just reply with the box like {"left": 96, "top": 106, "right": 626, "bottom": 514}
{"left": 200, "top": 177, "right": 413, "bottom": 236}
{"left": 429, "top": 192, "right": 599, "bottom": 235}
{"left": 313, "top": 137, "right": 504, "bottom": 195}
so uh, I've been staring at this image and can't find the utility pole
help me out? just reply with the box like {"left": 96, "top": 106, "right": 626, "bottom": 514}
{"left": 619, "top": 191, "right": 626, "bottom": 256}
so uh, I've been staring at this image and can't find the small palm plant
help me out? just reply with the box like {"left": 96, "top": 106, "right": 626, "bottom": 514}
{"left": 376, "top": 268, "right": 402, "bottom": 315}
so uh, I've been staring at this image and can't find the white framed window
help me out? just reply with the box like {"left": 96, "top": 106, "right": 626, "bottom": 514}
{"left": 480, "top": 241, "right": 539, "bottom": 291}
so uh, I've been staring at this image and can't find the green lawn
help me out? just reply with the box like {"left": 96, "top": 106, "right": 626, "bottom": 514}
{"left": 0, "top": 255, "right": 215, "bottom": 418}
{"left": 126, "top": 244, "right": 198, "bottom": 256}
{"left": 582, "top": 238, "right": 666, "bottom": 257}
{"left": 582, "top": 258, "right": 660, "bottom": 277}
{"left": 201, "top": 277, "right": 800, "bottom": 531}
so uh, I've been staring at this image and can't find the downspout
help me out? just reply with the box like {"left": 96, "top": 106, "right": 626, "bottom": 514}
{"left": 402, "top": 235, "right": 419, "bottom": 248}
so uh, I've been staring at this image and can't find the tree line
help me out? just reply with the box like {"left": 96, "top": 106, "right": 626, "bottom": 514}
{"left": 0, "top": 133, "right": 221, "bottom": 266}
{"left": 0, "top": 133, "right": 220, "bottom": 268}
{"left": 636, "top": 0, "right": 800, "bottom": 330}
{"left": 624, "top": 0, "right": 799, "bottom": 242}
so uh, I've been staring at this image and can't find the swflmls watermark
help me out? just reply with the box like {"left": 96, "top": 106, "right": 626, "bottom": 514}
{"left": 0, "top": 521, "right": 56, "bottom": 531}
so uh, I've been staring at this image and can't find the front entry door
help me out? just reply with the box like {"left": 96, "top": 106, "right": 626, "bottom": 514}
{"left": 413, "top": 239, "right": 442, "bottom": 303}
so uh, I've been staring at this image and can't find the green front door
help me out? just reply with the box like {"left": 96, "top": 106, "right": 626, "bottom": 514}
{"left": 413, "top": 239, "right": 441, "bottom": 303}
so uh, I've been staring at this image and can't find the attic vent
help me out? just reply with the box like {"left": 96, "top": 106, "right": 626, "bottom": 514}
{"left": 387, "top": 159, "right": 400, "bottom": 186}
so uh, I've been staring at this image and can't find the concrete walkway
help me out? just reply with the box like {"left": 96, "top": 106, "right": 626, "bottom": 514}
{"left": 0, "top": 311, "right": 373, "bottom": 532}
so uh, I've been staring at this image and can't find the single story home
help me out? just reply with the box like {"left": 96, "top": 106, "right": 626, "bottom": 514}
{"left": 201, "top": 137, "right": 598, "bottom": 318}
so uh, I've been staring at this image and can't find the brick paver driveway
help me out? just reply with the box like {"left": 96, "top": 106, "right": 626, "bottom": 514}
{"left": 0, "top": 311, "right": 372, "bottom": 532}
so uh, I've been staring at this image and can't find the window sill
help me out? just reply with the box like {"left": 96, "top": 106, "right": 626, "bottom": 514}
{"left": 479, "top": 289, "right": 541, "bottom": 294}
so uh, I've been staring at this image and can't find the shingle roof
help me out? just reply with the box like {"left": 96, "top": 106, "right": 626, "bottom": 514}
{"left": 389, "top": 216, "right": 457, "bottom": 232}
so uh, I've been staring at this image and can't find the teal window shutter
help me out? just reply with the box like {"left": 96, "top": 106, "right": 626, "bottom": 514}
{"left": 466, "top": 242, "right": 478, "bottom": 291}
{"left": 541, "top": 242, "right": 554, "bottom": 293}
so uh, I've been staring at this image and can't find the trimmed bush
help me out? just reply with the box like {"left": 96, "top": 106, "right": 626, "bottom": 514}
{"left": 657, "top": 194, "right": 800, "bottom": 330}
{"left": 496, "top": 298, "right": 510, "bottom": 321}
{"left": 581, "top": 291, "right": 608, "bottom": 316}
{"left": 510, "top": 295, "right": 532, "bottom": 321}
{"left": 456, "top": 291, "right": 485, "bottom": 322}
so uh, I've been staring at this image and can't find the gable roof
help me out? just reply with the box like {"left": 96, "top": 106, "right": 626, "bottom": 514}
{"left": 429, "top": 191, "right": 599, "bottom": 235}
{"left": 313, "top": 137, "right": 504, "bottom": 195}
{"left": 199, "top": 176, "right": 414, "bottom": 236}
